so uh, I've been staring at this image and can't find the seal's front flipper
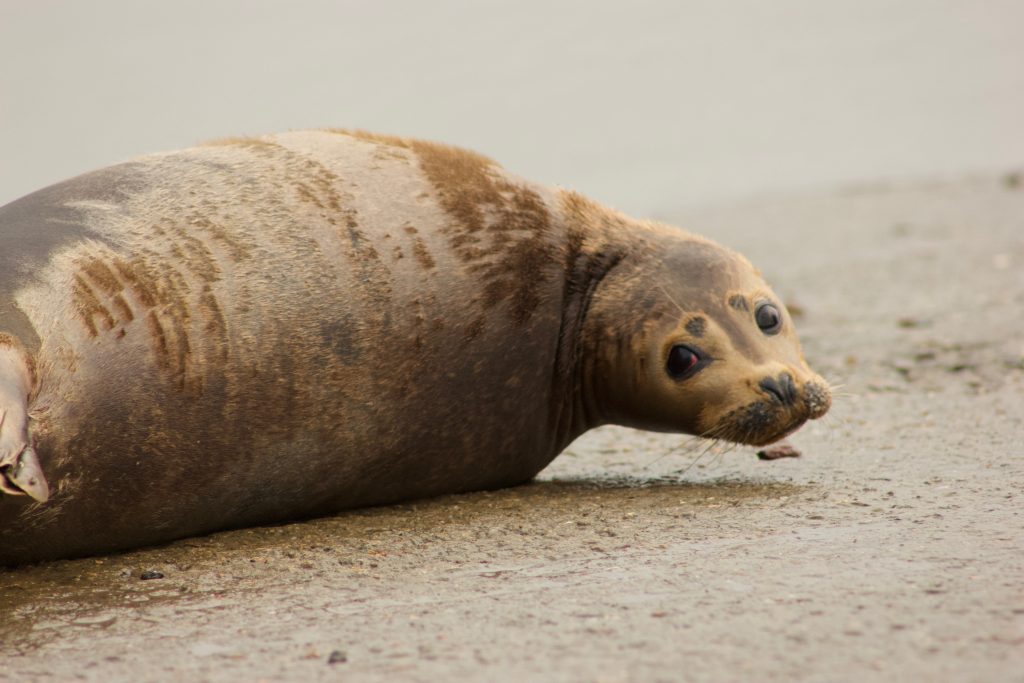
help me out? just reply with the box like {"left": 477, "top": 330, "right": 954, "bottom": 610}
{"left": 0, "top": 444, "right": 48, "bottom": 502}
{"left": 0, "top": 338, "right": 48, "bottom": 502}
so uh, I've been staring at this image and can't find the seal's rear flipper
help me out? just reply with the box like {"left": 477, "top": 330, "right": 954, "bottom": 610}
{"left": 0, "top": 338, "right": 48, "bottom": 502}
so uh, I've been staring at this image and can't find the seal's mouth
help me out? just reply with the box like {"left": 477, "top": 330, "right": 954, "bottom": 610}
{"left": 709, "top": 402, "right": 807, "bottom": 447}
{"left": 708, "top": 380, "right": 831, "bottom": 447}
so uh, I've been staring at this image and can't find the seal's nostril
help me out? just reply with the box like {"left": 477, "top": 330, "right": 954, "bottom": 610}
{"left": 759, "top": 377, "right": 786, "bottom": 405}
{"left": 779, "top": 372, "right": 797, "bottom": 406}
{"left": 760, "top": 374, "right": 798, "bottom": 407}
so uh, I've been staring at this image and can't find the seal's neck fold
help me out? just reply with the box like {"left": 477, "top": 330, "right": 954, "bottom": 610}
{"left": 549, "top": 191, "right": 637, "bottom": 450}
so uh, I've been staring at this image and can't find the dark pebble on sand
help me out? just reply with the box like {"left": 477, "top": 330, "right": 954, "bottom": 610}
{"left": 328, "top": 650, "right": 347, "bottom": 664}
{"left": 757, "top": 443, "right": 802, "bottom": 460}
{"left": 140, "top": 570, "right": 165, "bottom": 580}
{"left": 897, "top": 317, "right": 929, "bottom": 329}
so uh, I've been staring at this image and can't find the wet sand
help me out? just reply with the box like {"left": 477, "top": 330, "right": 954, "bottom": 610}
{"left": 2, "top": 174, "right": 1021, "bottom": 682}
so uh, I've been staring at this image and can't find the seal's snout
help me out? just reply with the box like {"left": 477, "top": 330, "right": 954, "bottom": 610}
{"left": 711, "top": 369, "right": 832, "bottom": 447}
{"left": 758, "top": 372, "right": 830, "bottom": 421}
{"left": 803, "top": 379, "right": 832, "bottom": 420}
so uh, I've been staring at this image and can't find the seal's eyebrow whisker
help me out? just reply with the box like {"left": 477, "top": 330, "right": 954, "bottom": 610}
{"left": 656, "top": 283, "right": 686, "bottom": 317}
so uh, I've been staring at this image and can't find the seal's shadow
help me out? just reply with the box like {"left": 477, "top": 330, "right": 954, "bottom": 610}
{"left": 201, "top": 474, "right": 810, "bottom": 555}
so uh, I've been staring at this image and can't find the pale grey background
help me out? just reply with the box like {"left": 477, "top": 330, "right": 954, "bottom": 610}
{"left": 1, "top": 0, "right": 1022, "bottom": 214}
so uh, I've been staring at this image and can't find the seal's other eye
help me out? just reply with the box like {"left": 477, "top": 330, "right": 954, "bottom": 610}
{"left": 666, "top": 344, "right": 701, "bottom": 379}
{"left": 755, "top": 303, "right": 782, "bottom": 335}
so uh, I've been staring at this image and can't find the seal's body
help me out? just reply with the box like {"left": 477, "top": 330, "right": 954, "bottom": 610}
{"left": 0, "top": 131, "right": 829, "bottom": 564}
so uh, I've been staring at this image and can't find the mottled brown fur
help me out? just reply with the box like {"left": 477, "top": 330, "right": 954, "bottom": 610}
{"left": 333, "top": 129, "right": 555, "bottom": 324}
{"left": 412, "top": 238, "right": 436, "bottom": 270}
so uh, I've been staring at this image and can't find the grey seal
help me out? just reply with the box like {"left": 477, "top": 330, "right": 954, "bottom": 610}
{"left": 0, "top": 130, "right": 830, "bottom": 564}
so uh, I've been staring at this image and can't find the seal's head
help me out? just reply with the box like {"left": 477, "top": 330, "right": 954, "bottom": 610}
{"left": 587, "top": 227, "right": 831, "bottom": 447}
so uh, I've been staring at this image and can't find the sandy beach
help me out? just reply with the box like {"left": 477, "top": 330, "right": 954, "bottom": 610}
{"left": 2, "top": 173, "right": 1021, "bottom": 682}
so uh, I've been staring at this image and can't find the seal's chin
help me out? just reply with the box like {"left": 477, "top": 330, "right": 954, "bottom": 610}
{"left": 707, "top": 401, "right": 811, "bottom": 447}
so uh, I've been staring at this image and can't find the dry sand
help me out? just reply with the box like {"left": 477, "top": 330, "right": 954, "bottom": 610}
{"left": 1, "top": 174, "right": 1022, "bottom": 682}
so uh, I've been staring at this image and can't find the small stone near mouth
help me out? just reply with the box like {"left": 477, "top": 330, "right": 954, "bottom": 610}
{"left": 756, "top": 442, "right": 802, "bottom": 461}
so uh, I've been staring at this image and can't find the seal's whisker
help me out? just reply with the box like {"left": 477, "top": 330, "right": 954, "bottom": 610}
{"left": 709, "top": 449, "right": 728, "bottom": 470}
{"left": 656, "top": 283, "right": 686, "bottom": 317}
{"left": 643, "top": 436, "right": 705, "bottom": 469}
{"left": 816, "top": 410, "right": 847, "bottom": 446}
{"left": 683, "top": 440, "right": 714, "bottom": 472}
{"left": 673, "top": 431, "right": 726, "bottom": 477}
{"left": 707, "top": 438, "right": 742, "bottom": 470}
{"left": 825, "top": 380, "right": 856, "bottom": 398}
{"left": 824, "top": 412, "right": 850, "bottom": 434}
{"left": 674, "top": 450, "right": 705, "bottom": 478}
{"left": 703, "top": 438, "right": 722, "bottom": 456}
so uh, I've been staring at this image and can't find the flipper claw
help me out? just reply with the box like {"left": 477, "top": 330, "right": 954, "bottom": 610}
{"left": 0, "top": 339, "right": 47, "bottom": 502}
{"left": 1, "top": 446, "right": 50, "bottom": 503}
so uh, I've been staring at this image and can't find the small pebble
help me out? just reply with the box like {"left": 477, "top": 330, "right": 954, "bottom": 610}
{"left": 757, "top": 443, "right": 802, "bottom": 461}
{"left": 140, "top": 570, "right": 165, "bottom": 580}
{"left": 328, "top": 650, "right": 347, "bottom": 665}
{"left": 897, "top": 317, "right": 929, "bottom": 329}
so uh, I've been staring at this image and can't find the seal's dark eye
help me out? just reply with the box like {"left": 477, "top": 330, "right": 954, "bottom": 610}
{"left": 666, "top": 344, "right": 700, "bottom": 379}
{"left": 755, "top": 303, "right": 782, "bottom": 335}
